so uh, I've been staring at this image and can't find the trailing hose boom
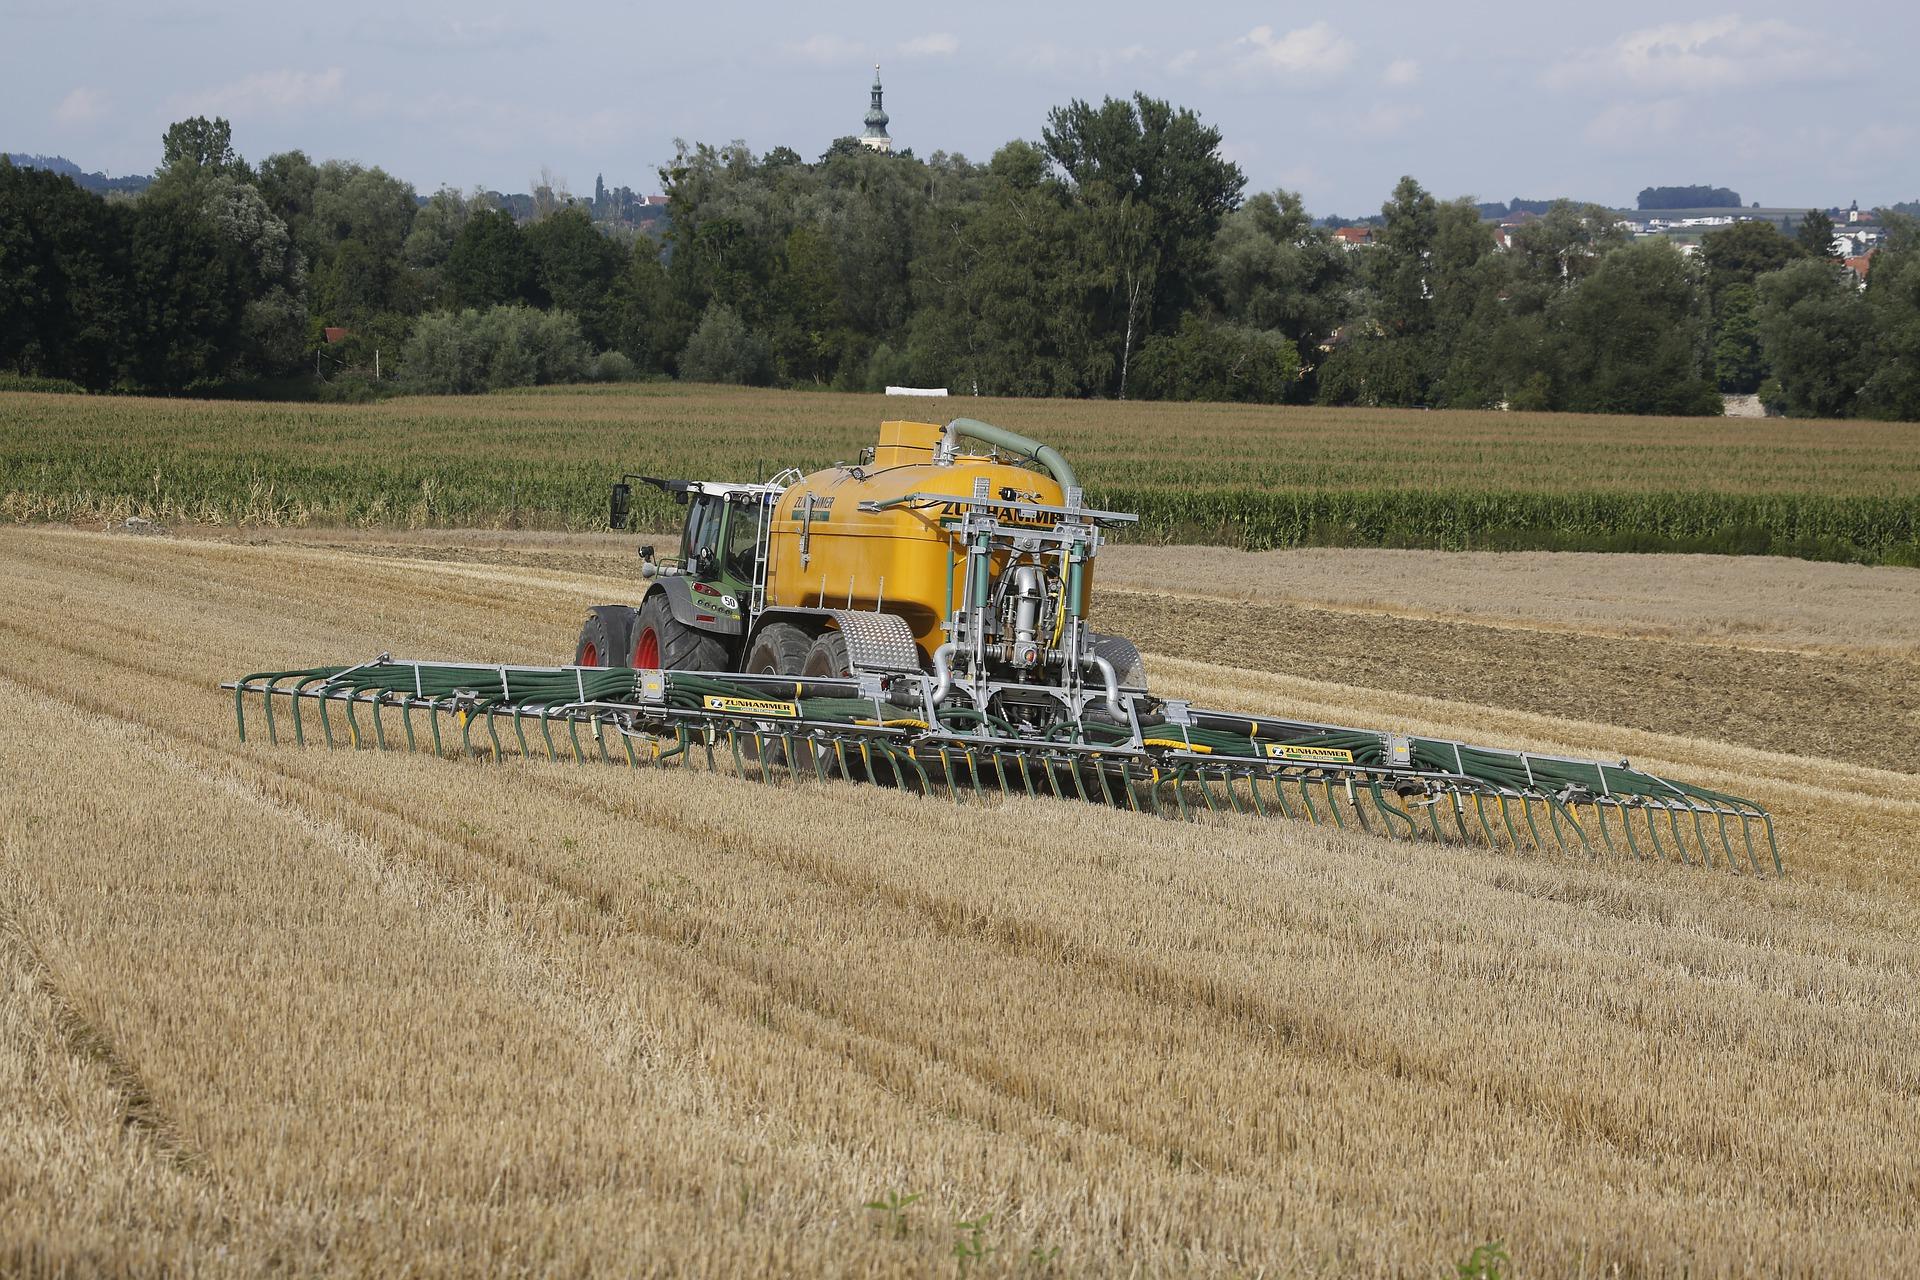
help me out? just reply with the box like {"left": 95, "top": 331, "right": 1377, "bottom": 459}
{"left": 223, "top": 417, "right": 1781, "bottom": 874}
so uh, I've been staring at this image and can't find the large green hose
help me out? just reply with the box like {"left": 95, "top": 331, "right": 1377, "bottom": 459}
{"left": 945, "top": 418, "right": 1077, "bottom": 492}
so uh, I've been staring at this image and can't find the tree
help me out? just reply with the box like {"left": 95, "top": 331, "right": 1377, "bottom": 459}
{"left": 159, "top": 116, "right": 247, "bottom": 180}
{"left": 302, "top": 161, "right": 419, "bottom": 323}
{"left": 1701, "top": 219, "right": 1804, "bottom": 293}
{"left": 1711, "top": 283, "right": 1768, "bottom": 393}
{"left": 607, "top": 238, "right": 688, "bottom": 374}
{"left": 908, "top": 141, "right": 1108, "bottom": 396}
{"left": 1041, "top": 94, "right": 1245, "bottom": 396}
{"left": 1133, "top": 313, "right": 1299, "bottom": 402}
{"left": 447, "top": 210, "right": 539, "bottom": 309}
{"left": 1206, "top": 189, "right": 1351, "bottom": 396}
{"left": 1756, "top": 258, "right": 1872, "bottom": 416}
{"left": 766, "top": 224, "right": 855, "bottom": 384}
{"left": 1859, "top": 215, "right": 1920, "bottom": 419}
{"left": 678, "top": 300, "right": 771, "bottom": 385}
{"left": 1367, "top": 176, "right": 1441, "bottom": 337}
{"left": 525, "top": 207, "right": 624, "bottom": 348}
{"left": 121, "top": 183, "right": 249, "bottom": 387}
{"left": 400, "top": 304, "right": 587, "bottom": 394}
{"left": 1796, "top": 210, "right": 1838, "bottom": 259}
{"left": 1547, "top": 239, "right": 1720, "bottom": 415}
{"left": 1637, "top": 185, "right": 1740, "bottom": 210}
{"left": 0, "top": 160, "right": 130, "bottom": 388}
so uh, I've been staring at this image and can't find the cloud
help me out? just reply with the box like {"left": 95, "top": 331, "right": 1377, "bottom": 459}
{"left": 1382, "top": 58, "right": 1419, "bottom": 87}
{"left": 1553, "top": 16, "right": 1846, "bottom": 92}
{"left": 788, "top": 34, "right": 863, "bottom": 65}
{"left": 354, "top": 15, "right": 550, "bottom": 51}
{"left": 1167, "top": 48, "right": 1199, "bottom": 75}
{"left": 54, "top": 86, "right": 109, "bottom": 125}
{"left": 1004, "top": 42, "right": 1146, "bottom": 76}
{"left": 898, "top": 32, "right": 957, "bottom": 57}
{"left": 177, "top": 68, "right": 344, "bottom": 118}
{"left": 1583, "top": 98, "right": 1688, "bottom": 150}
{"left": 1234, "top": 21, "right": 1354, "bottom": 78}
{"left": 1315, "top": 102, "right": 1425, "bottom": 140}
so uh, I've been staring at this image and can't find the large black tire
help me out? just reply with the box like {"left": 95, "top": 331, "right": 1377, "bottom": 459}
{"left": 745, "top": 622, "right": 813, "bottom": 676}
{"left": 802, "top": 629, "right": 852, "bottom": 679}
{"left": 633, "top": 591, "right": 730, "bottom": 672}
{"left": 574, "top": 605, "right": 635, "bottom": 667}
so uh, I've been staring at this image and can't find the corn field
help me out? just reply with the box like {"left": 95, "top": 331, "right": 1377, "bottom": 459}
{"left": 4, "top": 385, "right": 1917, "bottom": 562}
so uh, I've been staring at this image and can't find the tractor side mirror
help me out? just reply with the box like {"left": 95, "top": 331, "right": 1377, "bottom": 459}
{"left": 609, "top": 482, "right": 631, "bottom": 531}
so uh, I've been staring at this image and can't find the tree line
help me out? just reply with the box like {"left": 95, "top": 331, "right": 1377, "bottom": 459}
{"left": 3, "top": 105, "right": 1917, "bottom": 419}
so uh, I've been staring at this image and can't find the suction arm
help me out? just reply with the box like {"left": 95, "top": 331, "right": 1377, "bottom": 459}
{"left": 941, "top": 418, "right": 1078, "bottom": 493}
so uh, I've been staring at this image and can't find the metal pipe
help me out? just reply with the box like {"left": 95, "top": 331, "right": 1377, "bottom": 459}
{"left": 1088, "top": 654, "right": 1126, "bottom": 721}
{"left": 930, "top": 641, "right": 960, "bottom": 704}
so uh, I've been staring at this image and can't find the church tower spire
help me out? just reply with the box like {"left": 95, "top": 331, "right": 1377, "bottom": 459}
{"left": 859, "top": 64, "right": 892, "bottom": 153}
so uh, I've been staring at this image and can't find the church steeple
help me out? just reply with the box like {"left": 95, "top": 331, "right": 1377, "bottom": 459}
{"left": 860, "top": 64, "right": 892, "bottom": 153}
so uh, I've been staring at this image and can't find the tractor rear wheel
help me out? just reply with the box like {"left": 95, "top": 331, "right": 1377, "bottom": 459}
{"left": 574, "top": 606, "right": 635, "bottom": 667}
{"left": 745, "top": 622, "right": 812, "bottom": 676}
{"left": 632, "top": 592, "right": 728, "bottom": 672}
{"left": 802, "top": 629, "right": 852, "bottom": 679}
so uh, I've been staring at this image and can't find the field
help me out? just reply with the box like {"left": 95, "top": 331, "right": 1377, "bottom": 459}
{"left": 4, "top": 385, "right": 1919, "bottom": 562}
{"left": 4, "top": 523, "right": 1918, "bottom": 1277}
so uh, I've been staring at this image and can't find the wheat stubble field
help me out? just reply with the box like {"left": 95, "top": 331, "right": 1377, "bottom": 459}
{"left": 3, "top": 526, "right": 1919, "bottom": 1277}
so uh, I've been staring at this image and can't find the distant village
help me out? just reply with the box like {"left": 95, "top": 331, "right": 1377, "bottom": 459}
{"left": 1329, "top": 199, "right": 1892, "bottom": 287}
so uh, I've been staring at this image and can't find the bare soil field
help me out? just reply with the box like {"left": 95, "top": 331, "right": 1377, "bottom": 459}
{"left": 4, "top": 526, "right": 1919, "bottom": 1277}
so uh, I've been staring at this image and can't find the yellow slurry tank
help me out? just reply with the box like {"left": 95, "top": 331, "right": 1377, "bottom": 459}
{"left": 764, "top": 420, "right": 1087, "bottom": 660}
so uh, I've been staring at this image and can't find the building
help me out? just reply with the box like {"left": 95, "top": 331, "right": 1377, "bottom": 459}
{"left": 860, "top": 65, "right": 892, "bottom": 153}
{"left": 1331, "top": 226, "right": 1373, "bottom": 250}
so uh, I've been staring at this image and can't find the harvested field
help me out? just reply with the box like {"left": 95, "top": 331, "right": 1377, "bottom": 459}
{"left": 4, "top": 526, "right": 1919, "bottom": 1277}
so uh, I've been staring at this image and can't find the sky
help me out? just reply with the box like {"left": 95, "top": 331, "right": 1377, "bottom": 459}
{"left": 6, "top": 0, "right": 1914, "bottom": 215}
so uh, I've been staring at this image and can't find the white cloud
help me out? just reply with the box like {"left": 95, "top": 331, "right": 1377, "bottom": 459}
{"left": 788, "top": 34, "right": 862, "bottom": 65}
{"left": 1382, "top": 58, "right": 1420, "bottom": 87}
{"left": 1554, "top": 16, "right": 1845, "bottom": 92}
{"left": 54, "top": 86, "right": 108, "bottom": 125}
{"left": 898, "top": 32, "right": 958, "bottom": 57}
{"left": 1167, "top": 48, "right": 1199, "bottom": 75}
{"left": 177, "top": 67, "right": 344, "bottom": 117}
{"left": 1234, "top": 21, "right": 1354, "bottom": 78}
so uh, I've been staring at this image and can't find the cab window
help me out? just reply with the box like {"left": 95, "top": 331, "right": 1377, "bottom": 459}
{"left": 682, "top": 495, "right": 722, "bottom": 568}
{"left": 723, "top": 497, "right": 763, "bottom": 581}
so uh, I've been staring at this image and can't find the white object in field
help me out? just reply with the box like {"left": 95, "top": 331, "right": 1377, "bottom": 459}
{"left": 885, "top": 386, "right": 948, "bottom": 396}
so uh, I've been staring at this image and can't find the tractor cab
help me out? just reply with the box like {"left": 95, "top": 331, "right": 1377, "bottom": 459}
{"left": 679, "top": 487, "right": 766, "bottom": 599}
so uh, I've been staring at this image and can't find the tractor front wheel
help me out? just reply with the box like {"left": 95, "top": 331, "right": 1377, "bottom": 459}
{"left": 632, "top": 592, "right": 728, "bottom": 672}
